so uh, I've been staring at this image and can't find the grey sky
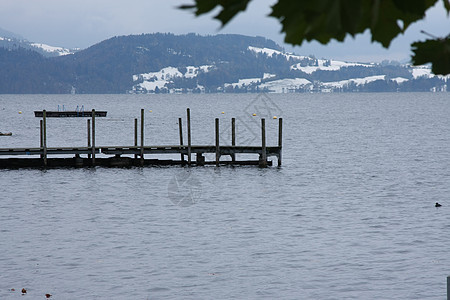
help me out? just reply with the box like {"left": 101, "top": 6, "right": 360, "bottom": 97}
{"left": 0, "top": 0, "right": 448, "bottom": 62}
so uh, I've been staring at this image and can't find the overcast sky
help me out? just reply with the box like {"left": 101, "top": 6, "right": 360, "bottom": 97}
{"left": 0, "top": 0, "right": 449, "bottom": 62}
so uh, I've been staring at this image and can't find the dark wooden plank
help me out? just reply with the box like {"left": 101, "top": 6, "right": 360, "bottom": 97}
{"left": 34, "top": 111, "right": 107, "bottom": 117}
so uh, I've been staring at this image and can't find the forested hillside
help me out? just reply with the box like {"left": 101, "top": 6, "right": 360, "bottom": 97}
{"left": 0, "top": 33, "right": 447, "bottom": 94}
{"left": 0, "top": 48, "right": 72, "bottom": 93}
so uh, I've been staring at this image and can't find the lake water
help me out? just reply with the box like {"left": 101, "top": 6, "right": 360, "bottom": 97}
{"left": 1, "top": 93, "right": 449, "bottom": 299}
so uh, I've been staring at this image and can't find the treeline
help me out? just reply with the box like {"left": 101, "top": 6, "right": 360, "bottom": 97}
{"left": 356, "top": 77, "right": 448, "bottom": 92}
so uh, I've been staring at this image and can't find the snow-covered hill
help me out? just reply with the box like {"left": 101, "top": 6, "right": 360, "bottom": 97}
{"left": 129, "top": 44, "right": 446, "bottom": 94}
{"left": 30, "top": 43, "right": 77, "bottom": 56}
{"left": 0, "top": 32, "right": 447, "bottom": 94}
{"left": 0, "top": 31, "right": 77, "bottom": 57}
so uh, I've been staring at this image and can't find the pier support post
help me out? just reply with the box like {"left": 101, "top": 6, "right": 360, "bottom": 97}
{"left": 447, "top": 276, "right": 450, "bottom": 300}
{"left": 278, "top": 117, "right": 283, "bottom": 166}
{"left": 140, "top": 109, "right": 144, "bottom": 166}
{"left": 74, "top": 154, "right": 83, "bottom": 167}
{"left": 87, "top": 119, "right": 91, "bottom": 159}
{"left": 43, "top": 110, "right": 47, "bottom": 167}
{"left": 40, "top": 120, "right": 43, "bottom": 159}
{"left": 91, "top": 109, "right": 96, "bottom": 166}
{"left": 134, "top": 118, "right": 138, "bottom": 160}
{"left": 231, "top": 118, "right": 236, "bottom": 163}
{"left": 196, "top": 153, "right": 205, "bottom": 166}
{"left": 187, "top": 108, "right": 192, "bottom": 166}
{"left": 179, "top": 118, "right": 185, "bottom": 165}
{"left": 259, "top": 118, "right": 267, "bottom": 168}
{"left": 215, "top": 118, "right": 220, "bottom": 167}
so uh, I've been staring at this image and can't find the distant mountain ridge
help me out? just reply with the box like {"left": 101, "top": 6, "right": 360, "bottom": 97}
{"left": 0, "top": 27, "right": 77, "bottom": 57}
{"left": 0, "top": 27, "right": 24, "bottom": 40}
{"left": 0, "top": 32, "right": 447, "bottom": 94}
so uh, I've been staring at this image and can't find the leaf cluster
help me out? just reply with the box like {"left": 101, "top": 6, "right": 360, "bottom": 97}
{"left": 412, "top": 36, "right": 450, "bottom": 75}
{"left": 181, "top": 0, "right": 450, "bottom": 74}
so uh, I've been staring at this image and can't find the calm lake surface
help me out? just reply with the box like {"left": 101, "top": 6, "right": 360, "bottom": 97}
{"left": 1, "top": 93, "right": 449, "bottom": 299}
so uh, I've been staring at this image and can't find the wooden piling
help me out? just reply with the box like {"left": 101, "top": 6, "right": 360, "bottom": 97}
{"left": 140, "top": 109, "right": 144, "bottom": 166}
{"left": 196, "top": 153, "right": 205, "bottom": 166}
{"left": 87, "top": 119, "right": 91, "bottom": 159}
{"left": 447, "top": 276, "right": 450, "bottom": 300}
{"left": 231, "top": 118, "right": 236, "bottom": 163}
{"left": 178, "top": 117, "right": 185, "bottom": 165}
{"left": 215, "top": 118, "right": 220, "bottom": 167}
{"left": 40, "top": 120, "right": 43, "bottom": 159}
{"left": 134, "top": 118, "right": 138, "bottom": 159}
{"left": 278, "top": 117, "right": 283, "bottom": 166}
{"left": 43, "top": 110, "right": 47, "bottom": 167}
{"left": 187, "top": 108, "right": 192, "bottom": 166}
{"left": 260, "top": 118, "right": 267, "bottom": 168}
{"left": 91, "top": 109, "right": 96, "bottom": 165}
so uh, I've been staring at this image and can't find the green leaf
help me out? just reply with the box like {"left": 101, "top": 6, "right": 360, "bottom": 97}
{"left": 181, "top": 0, "right": 450, "bottom": 74}
{"left": 182, "top": 0, "right": 439, "bottom": 47}
{"left": 368, "top": 0, "right": 404, "bottom": 47}
{"left": 412, "top": 37, "right": 450, "bottom": 75}
{"left": 443, "top": 0, "right": 450, "bottom": 13}
{"left": 270, "top": 0, "right": 366, "bottom": 45}
{"left": 366, "top": 0, "right": 437, "bottom": 47}
{"left": 179, "top": 1, "right": 218, "bottom": 15}
{"left": 179, "top": 0, "right": 251, "bottom": 26}
{"left": 393, "top": 0, "right": 437, "bottom": 15}
{"left": 269, "top": 0, "right": 437, "bottom": 47}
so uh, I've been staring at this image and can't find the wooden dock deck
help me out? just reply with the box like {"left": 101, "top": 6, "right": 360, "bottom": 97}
{"left": 0, "top": 108, "right": 282, "bottom": 169}
{"left": 34, "top": 110, "right": 107, "bottom": 117}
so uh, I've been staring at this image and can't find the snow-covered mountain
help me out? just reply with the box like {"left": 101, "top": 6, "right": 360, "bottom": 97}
{"left": 0, "top": 28, "right": 77, "bottom": 57}
{"left": 0, "top": 33, "right": 447, "bottom": 94}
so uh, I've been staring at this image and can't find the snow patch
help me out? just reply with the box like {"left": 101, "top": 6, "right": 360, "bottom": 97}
{"left": 263, "top": 73, "right": 276, "bottom": 79}
{"left": 31, "top": 43, "right": 74, "bottom": 56}
{"left": 411, "top": 66, "right": 433, "bottom": 78}
{"left": 248, "top": 46, "right": 308, "bottom": 61}
{"left": 291, "top": 60, "right": 373, "bottom": 74}
{"left": 132, "top": 65, "right": 212, "bottom": 93}
{"left": 136, "top": 67, "right": 182, "bottom": 81}
{"left": 184, "top": 65, "right": 212, "bottom": 78}
{"left": 259, "top": 78, "right": 311, "bottom": 93}
{"left": 248, "top": 46, "right": 282, "bottom": 57}
{"left": 391, "top": 77, "right": 409, "bottom": 84}
{"left": 0, "top": 37, "right": 12, "bottom": 42}
{"left": 132, "top": 67, "right": 182, "bottom": 92}
{"left": 225, "top": 78, "right": 261, "bottom": 88}
{"left": 138, "top": 80, "right": 168, "bottom": 91}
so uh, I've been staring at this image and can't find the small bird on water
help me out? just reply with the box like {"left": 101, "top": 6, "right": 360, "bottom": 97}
{"left": 435, "top": 202, "right": 442, "bottom": 207}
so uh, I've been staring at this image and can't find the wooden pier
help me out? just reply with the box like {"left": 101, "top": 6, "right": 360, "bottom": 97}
{"left": 0, "top": 109, "right": 282, "bottom": 169}
{"left": 34, "top": 110, "right": 107, "bottom": 117}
